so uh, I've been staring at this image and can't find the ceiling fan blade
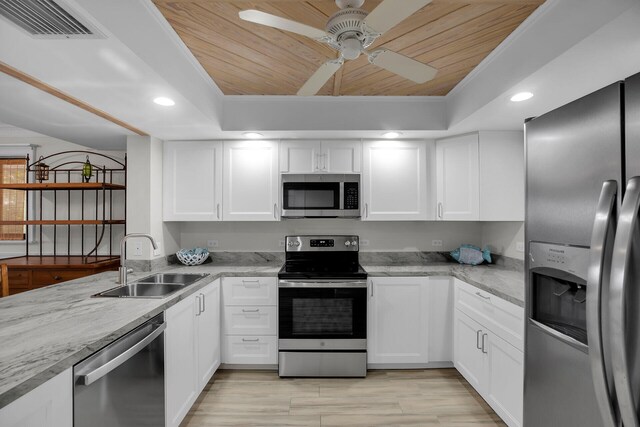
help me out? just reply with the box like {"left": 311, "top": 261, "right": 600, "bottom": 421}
{"left": 297, "top": 59, "right": 344, "bottom": 96}
{"left": 369, "top": 49, "right": 437, "bottom": 84}
{"left": 239, "top": 10, "right": 329, "bottom": 40}
{"left": 362, "top": 0, "right": 432, "bottom": 35}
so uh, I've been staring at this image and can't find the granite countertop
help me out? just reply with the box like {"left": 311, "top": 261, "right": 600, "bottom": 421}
{"left": 363, "top": 264, "right": 524, "bottom": 307}
{"left": 0, "top": 258, "right": 523, "bottom": 409}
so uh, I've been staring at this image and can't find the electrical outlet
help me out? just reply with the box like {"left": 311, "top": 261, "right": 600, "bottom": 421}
{"left": 279, "top": 240, "right": 285, "bottom": 247}
{"left": 360, "top": 239, "right": 370, "bottom": 246}
{"left": 134, "top": 242, "right": 142, "bottom": 256}
{"left": 207, "top": 240, "right": 219, "bottom": 248}
{"left": 516, "top": 242, "right": 525, "bottom": 252}
{"left": 432, "top": 239, "right": 443, "bottom": 247}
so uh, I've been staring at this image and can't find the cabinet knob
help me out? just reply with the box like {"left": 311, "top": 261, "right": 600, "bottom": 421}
{"left": 54, "top": 276, "right": 62, "bottom": 280}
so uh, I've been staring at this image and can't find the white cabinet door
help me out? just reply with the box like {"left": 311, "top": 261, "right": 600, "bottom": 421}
{"left": 428, "top": 277, "right": 453, "bottom": 363}
{"left": 367, "top": 277, "right": 429, "bottom": 364}
{"left": 280, "top": 141, "right": 321, "bottom": 173}
{"left": 196, "top": 280, "right": 221, "bottom": 390}
{"left": 223, "top": 140, "right": 279, "bottom": 221}
{"left": 163, "top": 141, "right": 222, "bottom": 221}
{"left": 453, "top": 309, "right": 486, "bottom": 393}
{"left": 478, "top": 131, "right": 525, "bottom": 221}
{"left": 322, "top": 140, "right": 361, "bottom": 173}
{"left": 165, "top": 294, "right": 199, "bottom": 427}
{"left": 362, "top": 141, "right": 428, "bottom": 220}
{"left": 436, "top": 134, "right": 479, "bottom": 220}
{"left": 485, "top": 332, "right": 523, "bottom": 427}
{"left": 0, "top": 368, "right": 72, "bottom": 427}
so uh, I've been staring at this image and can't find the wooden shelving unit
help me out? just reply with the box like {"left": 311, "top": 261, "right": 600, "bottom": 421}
{"left": 0, "top": 151, "right": 126, "bottom": 295}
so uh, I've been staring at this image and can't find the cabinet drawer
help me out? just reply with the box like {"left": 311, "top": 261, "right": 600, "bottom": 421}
{"left": 454, "top": 279, "right": 524, "bottom": 351}
{"left": 8, "top": 269, "right": 31, "bottom": 287}
{"left": 223, "top": 306, "right": 277, "bottom": 336}
{"left": 32, "top": 269, "right": 91, "bottom": 287}
{"left": 222, "top": 277, "right": 277, "bottom": 306}
{"left": 222, "top": 335, "right": 277, "bottom": 365}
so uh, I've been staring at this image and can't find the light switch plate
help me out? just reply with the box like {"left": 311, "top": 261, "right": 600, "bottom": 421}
{"left": 207, "top": 240, "right": 219, "bottom": 248}
{"left": 134, "top": 242, "right": 142, "bottom": 256}
{"left": 432, "top": 240, "right": 443, "bottom": 247}
{"left": 360, "top": 239, "right": 370, "bottom": 246}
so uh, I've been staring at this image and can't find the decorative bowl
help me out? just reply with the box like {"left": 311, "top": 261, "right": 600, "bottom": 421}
{"left": 176, "top": 247, "right": 209, "bottom": 266}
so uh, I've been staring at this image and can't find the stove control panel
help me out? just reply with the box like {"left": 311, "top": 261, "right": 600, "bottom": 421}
{"left": 285, "top": 235, "right": 359, "bottom": 252}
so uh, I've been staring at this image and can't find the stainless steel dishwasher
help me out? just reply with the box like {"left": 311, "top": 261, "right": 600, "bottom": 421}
{"left": 73, "top": 313, "right": 165, "bottom": 427}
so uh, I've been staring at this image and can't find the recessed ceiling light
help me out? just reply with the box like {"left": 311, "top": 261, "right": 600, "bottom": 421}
{"left": 153, "top": 97, "right": 175, "bottom": 106}
{"left": 383, "top": 131, "right": 402, "bottom": 139}
{"left": 243, "top": 132, "right": 263, "bottom": 139}
{"left": 510, "top": 92, "right": 533, "bottom": 102}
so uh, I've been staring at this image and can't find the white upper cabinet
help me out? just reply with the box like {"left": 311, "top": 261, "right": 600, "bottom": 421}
{"left": 362, "top": 140, "right": 428, "bottom": 221}
{"left": 280, "top": 140, "right": 361, "bottom": 173}
{"left": 478, "top": 131, "right": 524, "bottom": 221}
{"left": 163, "top": 141, "right": 223, "bottom": 221}
{"left": 223, "top": 140, "right": 279, "bottom": 221}
{"left": 436, "top": 133, "right": 480, "bottom": 220}
{"left": 436, "top": 131, "right": 525, "bottom": 221}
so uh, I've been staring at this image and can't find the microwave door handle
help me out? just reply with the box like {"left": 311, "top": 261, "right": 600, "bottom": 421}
{"left": 610, "top": 176, "right": 640, "bottom": 427}
{"left": 586, "top": 180, "right": 618, "bottom": 427}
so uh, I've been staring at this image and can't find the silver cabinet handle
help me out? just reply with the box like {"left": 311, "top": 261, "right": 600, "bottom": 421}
{"left": 475, "top": 291, "right": 490, "bottom": 300}
{"left": 586, "top": 180, "right": 618, "bottom": 427}
{"left": 315, "top": 152, "right": 320, "bottom": 171}
{"left": 200, "top": 293, "right": 205, "bottom": 313}
{"left": 217, "top": 203, "right": 221, "bottom": 220}
{"left": 242, "top": 309, "right": 260, "bottom": 313}
{"left": 610, "top": 176, "right": 640, "bottom": 427}
{"left": 438, "top": 202, "right": 443, "bottom": 219}
{"left": 364, "top": 203, "right": 369, "bottom": 218}
{"left": 242, "top": 279, "right": 260, "bottom": 288}
{"left": 242, "top": 338, "right": 260, "bottom": 342}
{"left": 481, "top": 333, "right": 488, "bottom": 354}
{"left": 195, "top": 295, "right": 201, "bottom": 316}
{"left": 78, "top": 322, "right": 166, "bottom": 386}
{"left": 274, "top": 203, "right": 278, "bottom": 219}
{"left": 322, "top": 153, "right": 328, "bottom": 171}
{"left": 476, "top": 330, "right": 482, "bottom": 350}
{"left": 370, "top": 280, "right": 374, "bottom": 297}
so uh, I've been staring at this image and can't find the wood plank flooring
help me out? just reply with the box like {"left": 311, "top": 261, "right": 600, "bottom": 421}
{"left": 180, "top": 369, "right": 506, "bottom": 426}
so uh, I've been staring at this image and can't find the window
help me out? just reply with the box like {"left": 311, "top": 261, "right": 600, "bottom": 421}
{"left": 0, "top": 158, "right": 27, "bottom": 240}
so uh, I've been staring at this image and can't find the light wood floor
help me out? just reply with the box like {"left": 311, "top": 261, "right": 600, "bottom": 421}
{"left": 180, "top": 369, "right": 507, "bottom": 426}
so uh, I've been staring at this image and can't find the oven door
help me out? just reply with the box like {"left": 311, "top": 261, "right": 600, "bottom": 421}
{"left": 278, "top": 281, "right": 367, "bottom": 350}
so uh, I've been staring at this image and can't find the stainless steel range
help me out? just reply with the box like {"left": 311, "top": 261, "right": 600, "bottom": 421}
{"left": 278, "top": 235, "right": 367, "bottom": 377}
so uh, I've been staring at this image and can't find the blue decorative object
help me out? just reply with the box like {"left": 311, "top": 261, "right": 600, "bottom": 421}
{"left": 450, "top": 244, "right": 492, "bottom": 265}
{"left": 176, "top": 247, "right": 210, "bottom": 266}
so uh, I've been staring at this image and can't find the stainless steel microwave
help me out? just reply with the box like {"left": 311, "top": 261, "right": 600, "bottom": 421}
{"left": 281, "top": 174, "right": 360, "bottom": 218}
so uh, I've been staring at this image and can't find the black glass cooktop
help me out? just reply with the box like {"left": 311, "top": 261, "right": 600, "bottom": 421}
{"left": 278, "top": 264, "right": 368, "bottom": 280}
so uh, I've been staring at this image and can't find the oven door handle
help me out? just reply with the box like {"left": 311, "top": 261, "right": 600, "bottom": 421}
{"left": 278, "top": 280, "right": 367, "bottom": 288}
{"left": 77, "top": 322, "right": 166, "bottom": 386}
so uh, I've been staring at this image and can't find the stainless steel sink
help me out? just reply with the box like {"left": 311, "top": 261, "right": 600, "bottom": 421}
{"left": 136, "top": 273, "right": 208, "bottom": 286}
{"left": 95, "top": 273, "right": 209, "bottom": 298}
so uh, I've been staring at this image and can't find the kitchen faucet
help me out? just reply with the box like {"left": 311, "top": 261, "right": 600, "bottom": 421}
{"left": 118, "top": 233, "right": 158, "bottom": 284}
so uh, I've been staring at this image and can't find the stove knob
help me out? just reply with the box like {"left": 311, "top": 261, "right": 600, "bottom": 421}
{"left": 295, "top": 241, "right": 301, "bottom": 246}
{"left": 350, "top": 240, "right": 358, "bottom": 247}
{"left": 344, "top": 241, "right": 351, "bottom": 247}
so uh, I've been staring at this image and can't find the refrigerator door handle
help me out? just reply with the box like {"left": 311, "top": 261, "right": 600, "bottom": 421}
{"left": 587, "top": 180, "right": 618, "bottom": 427}
{"left": 610, "top": 176, "right": 640, "bottom": 427}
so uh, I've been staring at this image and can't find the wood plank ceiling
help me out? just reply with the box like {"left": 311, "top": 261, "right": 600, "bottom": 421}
{"left": 153, "top": 0, "right": 545, "bottom": 96}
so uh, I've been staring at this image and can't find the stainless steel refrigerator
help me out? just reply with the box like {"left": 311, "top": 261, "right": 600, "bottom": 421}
{"left": 525, "top": 71, "right": 640, "bottom": 426}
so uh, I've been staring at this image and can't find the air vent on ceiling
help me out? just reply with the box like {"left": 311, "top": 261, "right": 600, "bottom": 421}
{"left": 0, "top": 0, "right": 104, "bottom": 39}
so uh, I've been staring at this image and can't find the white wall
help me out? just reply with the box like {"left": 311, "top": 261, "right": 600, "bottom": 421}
{"left": 178, "top": 220, "right": 483, "bottom": 253}
{"left": 0, "top": 137, "right": 125, "bottom": 258}
{"left": 481, "top": 221, "right": 524, "bottom": 260}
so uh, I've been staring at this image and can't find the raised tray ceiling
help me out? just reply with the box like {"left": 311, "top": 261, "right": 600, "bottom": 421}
{"left": 153, "top": 0, "right": 544, "bottom": 96}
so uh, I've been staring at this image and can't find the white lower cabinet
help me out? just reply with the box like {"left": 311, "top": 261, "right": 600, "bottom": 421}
{"left": 0, "top": 368, "right": 72, "bottom": 427}
{"left": 453, "top": 280, "right": 524, "bottom": 427}
{"left": 367, "top": 277, "right": 452, "bottom": 366}
{"left": 166, "top": 279, "right": 221, "bottom": 427}
{"left": 221, "top": 277, "right": 278, "bottom": 365}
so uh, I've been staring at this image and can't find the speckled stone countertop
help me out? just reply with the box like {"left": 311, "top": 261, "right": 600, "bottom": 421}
{"left": 363, "top": 264, "right": 524, "bottom": 307}
{"left": 0, "top": 258, "right": 523, "bottom": 409}
{"left": 0, "top": 263, "right": 280, "bottom": 409}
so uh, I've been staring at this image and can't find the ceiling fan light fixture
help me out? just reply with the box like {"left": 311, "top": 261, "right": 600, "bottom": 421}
{"left": 510, "top": 92, "right": 533, "bottom": 102}
{"left": 383, "top": 131, "right": 402, "bottom": 139}
{"left": 243, "top": 132, "right": 263, "bottom": 139}
{"left": 153, "top": 96, "right": 175, "bottom": 106}
{"left": 341, "top": 37, "right": 362, "bottom": 60}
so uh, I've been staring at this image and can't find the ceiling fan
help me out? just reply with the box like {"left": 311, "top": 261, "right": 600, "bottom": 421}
{"left": 238, "top": 0, "right": 437, "bottom": 96}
